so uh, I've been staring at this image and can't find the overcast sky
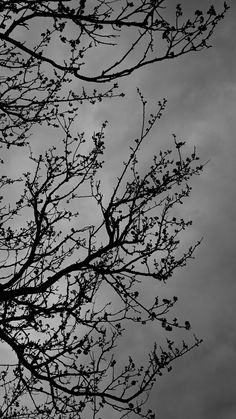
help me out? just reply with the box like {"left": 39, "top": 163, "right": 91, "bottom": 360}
{"left": 86, "top": 1, "right": 236, "bottom": 418}
{"left": 3, "top": 1, "right": 236, "bottom": 418}
{"left": 125, "top": 2, "right": 236, "bottom": 418}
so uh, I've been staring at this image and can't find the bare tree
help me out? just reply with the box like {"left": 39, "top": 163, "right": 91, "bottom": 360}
{"left": 0, "top": 1, "right": 228, "bottom": 418}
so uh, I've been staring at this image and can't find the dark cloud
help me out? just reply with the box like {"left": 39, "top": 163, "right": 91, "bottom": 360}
{"left": 99, "top": 2, "right": 236, "bottom": 418}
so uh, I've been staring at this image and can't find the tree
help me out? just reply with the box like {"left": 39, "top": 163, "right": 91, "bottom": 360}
{"left": 0, "top": 0, "right": 227, "bottom": 146}
{"left": 0, "top": 1, "right": 228, "bottom": 418}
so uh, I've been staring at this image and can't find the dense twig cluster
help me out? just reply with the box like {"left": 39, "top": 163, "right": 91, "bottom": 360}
{"left": 0, "top": 0, "right": 228, "bottom": 146}
{"left": 0, "top": 92, "right": 203, "bottom": 418}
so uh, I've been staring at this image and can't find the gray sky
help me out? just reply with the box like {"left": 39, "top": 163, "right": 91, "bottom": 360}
{"left": 2, "top": 1, "right": 236, "bottom": 418}
{"left": 86, "top": 1, "right": 236, "bottom": 418}
{"left": 135, "top": 2, "right": 236, "bottom": 418}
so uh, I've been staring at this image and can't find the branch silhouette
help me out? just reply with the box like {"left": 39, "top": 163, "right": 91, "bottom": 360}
{"left": 0, "top": 1, "right": 228, "bottom": 418}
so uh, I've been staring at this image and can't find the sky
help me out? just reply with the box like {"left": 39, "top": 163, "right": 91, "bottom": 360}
{"left": 121, "top": 2, "right": 236, "bottom": 418}
{"left": 2, "top": 1, "right": 236, "bottom": 418}
{"left": 85, "top": 1, "right": 236, "bottom": 418}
